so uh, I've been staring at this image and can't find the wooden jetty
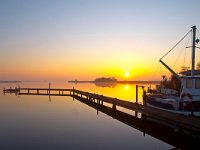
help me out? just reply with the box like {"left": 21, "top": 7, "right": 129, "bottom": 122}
{"left": 3, "top": 87, "right": 200, "bottom": 135}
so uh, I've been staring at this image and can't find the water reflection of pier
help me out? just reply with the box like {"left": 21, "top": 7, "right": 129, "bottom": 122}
{"left": 3, "top": 87, "right": 200, "bottom": 149}
{"left": 73, "top": 94, "right": 199, "bottom": 149}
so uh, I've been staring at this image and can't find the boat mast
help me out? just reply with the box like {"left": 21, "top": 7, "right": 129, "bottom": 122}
{"left": 191, "top": 26, "right": 196, "bottom": 76}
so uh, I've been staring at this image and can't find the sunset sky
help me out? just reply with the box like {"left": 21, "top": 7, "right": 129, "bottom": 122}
{"left": 0, "top": 0, "right": 200, "bottom": 81}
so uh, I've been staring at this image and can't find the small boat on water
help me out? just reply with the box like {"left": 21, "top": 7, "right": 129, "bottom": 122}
{"left": 146, "top": 26, "right": 200, "bottom": 116}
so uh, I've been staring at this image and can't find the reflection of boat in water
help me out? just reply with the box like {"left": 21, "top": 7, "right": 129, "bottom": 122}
{"left": 147, "top": 26, "right": 200, "bottom": 116}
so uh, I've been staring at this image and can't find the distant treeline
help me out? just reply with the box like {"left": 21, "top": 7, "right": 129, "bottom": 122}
{"left": 94, "top": 77, "right": 117, "bottom": 82}
{"left": 0, "top": 81, "right": 22, "bottom": 83}
{"left": 69, "top": 77, "right": 159, "bottom": 84}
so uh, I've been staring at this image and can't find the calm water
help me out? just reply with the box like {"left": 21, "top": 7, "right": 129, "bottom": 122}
{"left": 0, "top": 81, "right": 173, "bottom": 150}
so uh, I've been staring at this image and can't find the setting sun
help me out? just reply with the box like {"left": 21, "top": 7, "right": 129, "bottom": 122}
{"left": 125, "top": 72, "right": 130, "bottom": 78}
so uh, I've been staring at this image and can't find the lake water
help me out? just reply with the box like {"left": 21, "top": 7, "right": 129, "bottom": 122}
{"left": 0, "top": 81, "right": 173, "bottom": 150}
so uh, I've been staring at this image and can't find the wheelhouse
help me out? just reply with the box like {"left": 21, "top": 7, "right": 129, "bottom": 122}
{"left": 181, "top": 76, "right": 200, "bottom": 101}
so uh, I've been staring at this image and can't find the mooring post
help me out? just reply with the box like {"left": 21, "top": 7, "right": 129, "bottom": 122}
{"left": 135, "top": 111, "right": 138, "bottom": 118}
{"left": 112, "top": 98, "right": 117, "bottom": 110}
{"left": 49, "top": 82, "right": 51, "bottom": 95}
{"left": 136, "top": 85, "right": 138, "bottom": 103}
{"left": 97, "top": 109, "right": 99, "bottom": 115}
{"left": 143, "top": 90, "right": 146, "bottom": 106}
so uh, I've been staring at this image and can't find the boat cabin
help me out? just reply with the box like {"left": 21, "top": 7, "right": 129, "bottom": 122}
{"left": 180, "top": 76, "right": 200, "bottom": 101}
{"left": 179, "top": 69, "right": 200, "bottom": 76}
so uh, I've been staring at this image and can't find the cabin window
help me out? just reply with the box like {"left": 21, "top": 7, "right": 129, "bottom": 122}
{"left": 195, "top": 79, "right": 200, "bottom": 89}
{"left": 186, "top": 79, "right": 193, "bottom": 88}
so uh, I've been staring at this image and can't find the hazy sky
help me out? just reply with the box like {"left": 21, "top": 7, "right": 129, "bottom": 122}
{"left": 0, "top": 0, "right": 200, "bottom": 81}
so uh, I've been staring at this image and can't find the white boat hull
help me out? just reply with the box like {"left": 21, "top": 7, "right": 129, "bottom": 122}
{"left": 146, "top": 95, "right": 200, "bottom": 117}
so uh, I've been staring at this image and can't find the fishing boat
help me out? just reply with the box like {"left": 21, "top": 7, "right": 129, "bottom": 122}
{"left": 146, "top": 26, "right": 200, "bottom": 116}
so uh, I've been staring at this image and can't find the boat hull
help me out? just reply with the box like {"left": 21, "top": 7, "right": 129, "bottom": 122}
{"left": 146, "top": 95, "right": 200, "bottom": 116}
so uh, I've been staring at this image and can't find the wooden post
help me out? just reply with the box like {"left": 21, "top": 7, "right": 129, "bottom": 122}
{"left": 95, "top": 94, "right": 98, "bottom": 103}
{"left": 136, "top": 85, "right": 138, "bottom": 103}
{"left": 112, "top": 103, "right": 116, "bottom": 110}
{"left": 101, "top": 100, "right": 103, "bottom": 105}
{"left": 49, "top": 82, "right": 51, "bottom": 95}
{"left": 135, "top": 111, "right": 138, "bottom": 118}
{"left": 143, "top": 91, "right": 146, "bottom": 106}
{"left": 112, "top": 98, "right": 117, "bottom": 110}
{"left": 97, "top": 109, "right": 99, "bottom": 115}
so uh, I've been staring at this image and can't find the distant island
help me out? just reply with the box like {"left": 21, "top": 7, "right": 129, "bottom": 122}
{"left": 68, "top": 77, "right": 118, "bottom": 88}
{"left": 68, "top": 77, "right": 117, "bottom": 83}
{"left": 68, "top": 77, "right": 159, "bottom": 85}
{"left": 94, "top": 77, "right": 117, "bottom": 82}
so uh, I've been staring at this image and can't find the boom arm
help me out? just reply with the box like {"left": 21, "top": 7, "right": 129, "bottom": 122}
{"left": 159, "top": 59, "right": 181, "bottom": 81}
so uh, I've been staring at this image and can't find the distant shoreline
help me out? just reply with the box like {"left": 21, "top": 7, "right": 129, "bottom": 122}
{"left": 0, "top": 81, "right": 22, "bottom": 83}
{"left": 68, "top": 80, "right": 159, "bottom": 84}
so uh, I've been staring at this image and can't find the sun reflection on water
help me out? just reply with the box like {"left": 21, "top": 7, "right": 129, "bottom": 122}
{"left": 124, "top": 85, "right": 129, "bottom": 90}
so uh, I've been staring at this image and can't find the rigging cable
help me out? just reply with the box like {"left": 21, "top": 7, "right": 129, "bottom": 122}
{"left": 173, "top": 31, "right": 191, "bottom": 68}
{"left": 183, "top": 35, "right": 191, "bottom": 69}
{"left": 197, "top": 28, "right": 200, "bottom": 38}
{"left": 196, "top": 28, "right": 200, "bottom": 69}
{"left": 150, "top": 61, "right": 160, "bottom": 87}
{"left": 160, "top": 30, "right": 192, "bottom": 60}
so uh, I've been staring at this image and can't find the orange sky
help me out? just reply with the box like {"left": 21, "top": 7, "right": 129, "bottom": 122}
{"left": 0, "top": 1, "right": 200, "bottom": 81}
